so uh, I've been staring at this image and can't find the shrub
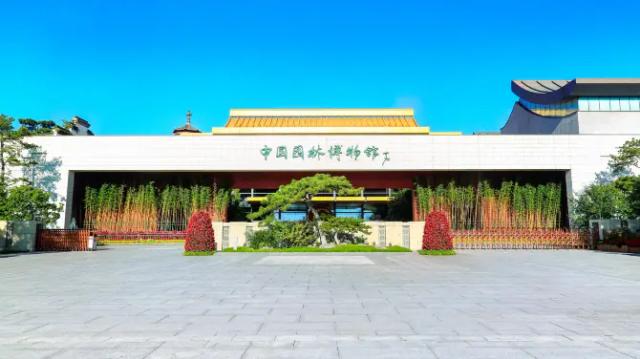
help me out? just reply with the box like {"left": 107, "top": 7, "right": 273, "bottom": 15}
{"left": 271, "top": 221, "right": 316, "bottom": 247}
{"left": 247, "top": 221, "right": 316, "bottom": 249}
{"left": 247, "top": 229, "right": 277, "bottom": 249}
{"left": 422, "top": 211, "right": 453, "bottom": 250}
{"left": 184, "top": 211, "right": 215, "bottom": 254}
{"left": 223, "top": 244, "right": 412, "bottom": 252}
{"left": 320, "top": 217, "right": 371, "bottom": 244}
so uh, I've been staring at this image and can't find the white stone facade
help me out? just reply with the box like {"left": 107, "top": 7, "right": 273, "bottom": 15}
{"left": 28, "top": 133, "right": 638, "bottom": 228}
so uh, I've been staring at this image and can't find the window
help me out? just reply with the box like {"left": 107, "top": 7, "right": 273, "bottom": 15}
{"left": 277, "top": 203, "right": 307, "bottom": 221}
{"left": 578, "top": 99, "right": 589, "bottom": 111}
{"left": 588, "top": 98, "right": 600, "bottom": 111}
{"left": 631, "top": 98, "right": 640, "bottom": 111}
{"left": 620, "top": 98, "right": 630, "bottom": 111}
{"left": 363, "top": 204, "right": 377, "bottom": 220}
{"left": 335, "top": 204, "right": 362, "bottom": 219}
{"left": 578, "top": 97, "right": 640, "bottom": 112}
{"left": 610, "top": 98, "right": 620, "bottom": 112}
{"left": 519, "top": 99, "right": 578, "bottom": 117}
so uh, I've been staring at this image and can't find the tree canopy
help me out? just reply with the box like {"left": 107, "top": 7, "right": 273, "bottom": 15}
{"left": 0, "top": 185, "right": 61, "bottom": 225}
{"left": 247, "top": 174, "right": 361, "bottom": 220}
{"left": 609, "top": 138, "right": 640, "bottom": 175}
{"left": 1, "top": 115, "right": 39, "bottom": 189}
{"left": 0, "top": 114, "right": 65, "bottom": 225}
{"left": 247, "top": 173, "right": 362, "bottom": 246}
{"left": 572, "top": 182, "right": 631, "bottom": 228}
{"left": 613, "top": 176, "right": 640, "bottom": 219}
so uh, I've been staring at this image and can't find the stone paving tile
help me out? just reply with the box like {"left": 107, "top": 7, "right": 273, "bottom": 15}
{"left": 243, "top": 345, "right": 340, "bottom": 359}
{"left": 1, "top": 246, "right": 640, "bottom": 358}
{"left": 431, "top": 344, "right": 535, "bottom": 358}
{"left": 338, "top": 341, "right": 437, "bottom": 359}
{"left": 523, "top": 345, "right": 634, "bottom": 358}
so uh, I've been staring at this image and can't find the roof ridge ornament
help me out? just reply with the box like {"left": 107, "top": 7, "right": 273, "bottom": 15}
{"left": 172, "top": 109, "right": 201, "bottom": 135}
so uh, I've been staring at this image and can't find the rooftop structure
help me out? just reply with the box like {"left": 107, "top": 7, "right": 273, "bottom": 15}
{"left": 512, "top": 78, "right": 640, "bottom": 104}
{"left": 225, "top": 108, "right": 418, "bottom": 127}
{"left": 503, "top": 78, "right": 640, "bottom": 134}
{"left": 53, "top": 116, "right": 94, "bottom": 136}
{"left": 173, "top": 110, "right": 201, "bottom": 135}
{"left": 213, "top": 108, "right": 436, "bottom": 135}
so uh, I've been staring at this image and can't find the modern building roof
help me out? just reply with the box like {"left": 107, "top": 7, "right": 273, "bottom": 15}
{"left": 224, "top": 108, "right": 418, "bottom": 128}
{"left": 512, "top": 78, "right": 640, "bottom": 104}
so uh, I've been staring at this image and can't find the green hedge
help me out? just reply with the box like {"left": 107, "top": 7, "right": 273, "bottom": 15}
{"left": 223, "top": 244, "right": 411, "bottom": 252}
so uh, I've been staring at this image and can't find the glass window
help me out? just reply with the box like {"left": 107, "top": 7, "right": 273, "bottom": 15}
{"left": 620, "top": 97, "right": 630, "bottom": 112}
{"left": 610, "top": 98, "right": 620, "bottom": 111}
{"left": 363, "top": 204, "right": 377, "bottom": 220}
{"left": 277, "top": 203, "right": 307, "bottom": 221}
{"left": 588, "top": 98, "right": 599, "bottom": 111}
{"left": 599, "top": 98, "right": 610, "bottom": 111}
{"left": 335, "top": 204, "right": 362, "bottom": 219}
{"left": 630, "top": 98, "right": 640, "bottom": 111}
{"left": 578, "top": 99, "right": 587, "bottom": 111}
{"left": 279, "top": 211, "right": 306, "bottom": 221}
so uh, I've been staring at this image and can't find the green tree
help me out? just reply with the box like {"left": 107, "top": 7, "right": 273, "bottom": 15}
{"left": 609, "top": 138, "right": 640, "bottom": 175}
{"left": 614, "top": 176, "right": 640, "bottom": 218}
{"left": 572, "top": 182, "right": 631, "bottom": 228}
{"left": 0, "top": 114, "right": 37, "bottom": 188}
{"left": 17, "top": 119, "right": 58, "bottom": 135}
{"left": 0, "top": 114, "right": 65, "bottom": 225}
{"left": 608, "top": 139, "right": 640, "bottom": 220}
{"left": 247, "top": 174, "right": 361, "bottom": 246}
{"left": 0, "top": 185, "right": 61, "bottom": 225}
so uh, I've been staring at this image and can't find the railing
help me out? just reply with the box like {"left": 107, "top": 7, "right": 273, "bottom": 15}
{"left": 93, "top": 230, "right": 186, "bottom": 243}
{"left": 452, "top": 229, "right": 589, "bottom": 249}
{"left": 36, "top": 229, "right": 90, "bottom": 251}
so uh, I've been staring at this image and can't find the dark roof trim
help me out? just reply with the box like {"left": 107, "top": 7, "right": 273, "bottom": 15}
{"left": 172, "top": 125, "right": 201, "bottom": 134}
{"left": 72, "top": 116, "right": 91, "bottom": 128}
{"left": 512, "top": 78, "right": 640, "bottom": 104}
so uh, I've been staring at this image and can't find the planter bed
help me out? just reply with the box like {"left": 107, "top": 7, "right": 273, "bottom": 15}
{"left": 222, "top": 244, "right": 411, "bottom": 253}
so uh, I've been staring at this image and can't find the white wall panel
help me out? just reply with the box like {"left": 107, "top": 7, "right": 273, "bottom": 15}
{"left": 28, "top": 134, "right": 636, "bottom": 227}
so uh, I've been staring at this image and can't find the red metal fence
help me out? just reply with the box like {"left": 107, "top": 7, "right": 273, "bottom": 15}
{"left": 36, "top": 229, "right": 90, "bottom": 251}
{"left": 452, "top": 229, "right": 589, "bottom": 249}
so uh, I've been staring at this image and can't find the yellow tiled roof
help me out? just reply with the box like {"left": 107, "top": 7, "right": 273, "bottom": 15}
{"left": 225, "top": 109, "right": 418, "bottom": 128}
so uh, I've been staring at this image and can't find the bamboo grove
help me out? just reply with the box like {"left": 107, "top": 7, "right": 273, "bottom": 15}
{"left": 83, "top": 182, "right": 236, "bottom": 231}
{"left": 415, "top": 181, "right": 562, "bottom": 230}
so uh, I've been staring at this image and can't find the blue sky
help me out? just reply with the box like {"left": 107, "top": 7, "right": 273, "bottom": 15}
{"left": 1, "top": 0, "right": 639, "bottom": 135}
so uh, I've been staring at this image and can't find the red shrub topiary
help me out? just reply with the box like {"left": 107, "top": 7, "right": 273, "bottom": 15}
{"left": 422, "top": 211, "right": 453, "bottom": 250}
{"left": 184, "top": 211, "right": 216, "bottom": 253}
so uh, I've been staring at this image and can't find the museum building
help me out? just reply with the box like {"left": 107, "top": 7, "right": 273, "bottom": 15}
{"left": 29, "top": 79, "right": 640, "bottom": 249}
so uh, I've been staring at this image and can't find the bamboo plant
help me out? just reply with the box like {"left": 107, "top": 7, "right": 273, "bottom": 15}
{"left": 415, "top": 180, "right": 561, "bottom": 230}
{"left": 83, "top": 182, "right": 236, "bottom": 231}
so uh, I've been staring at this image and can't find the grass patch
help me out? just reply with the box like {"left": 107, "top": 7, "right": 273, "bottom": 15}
{"left": 184, "top": 250, "right": 216, "bottom": 256}
{"left": 222, "top": 244, "right": 411, "bottom": 253}
{"left": 418, "top": 249, "right": 456, "bottom": 256}
{"left": 98, "top": 239, "right": 184, "bottom": 246}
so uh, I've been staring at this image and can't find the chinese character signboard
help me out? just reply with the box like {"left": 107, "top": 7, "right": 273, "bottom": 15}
{"left": 260, "top": 144, "right": 391, "bottom": 166}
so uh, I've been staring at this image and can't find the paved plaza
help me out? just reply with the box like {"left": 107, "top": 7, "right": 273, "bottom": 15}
{"left": 2, "top": 246, "right": 640, "bottom": 358}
